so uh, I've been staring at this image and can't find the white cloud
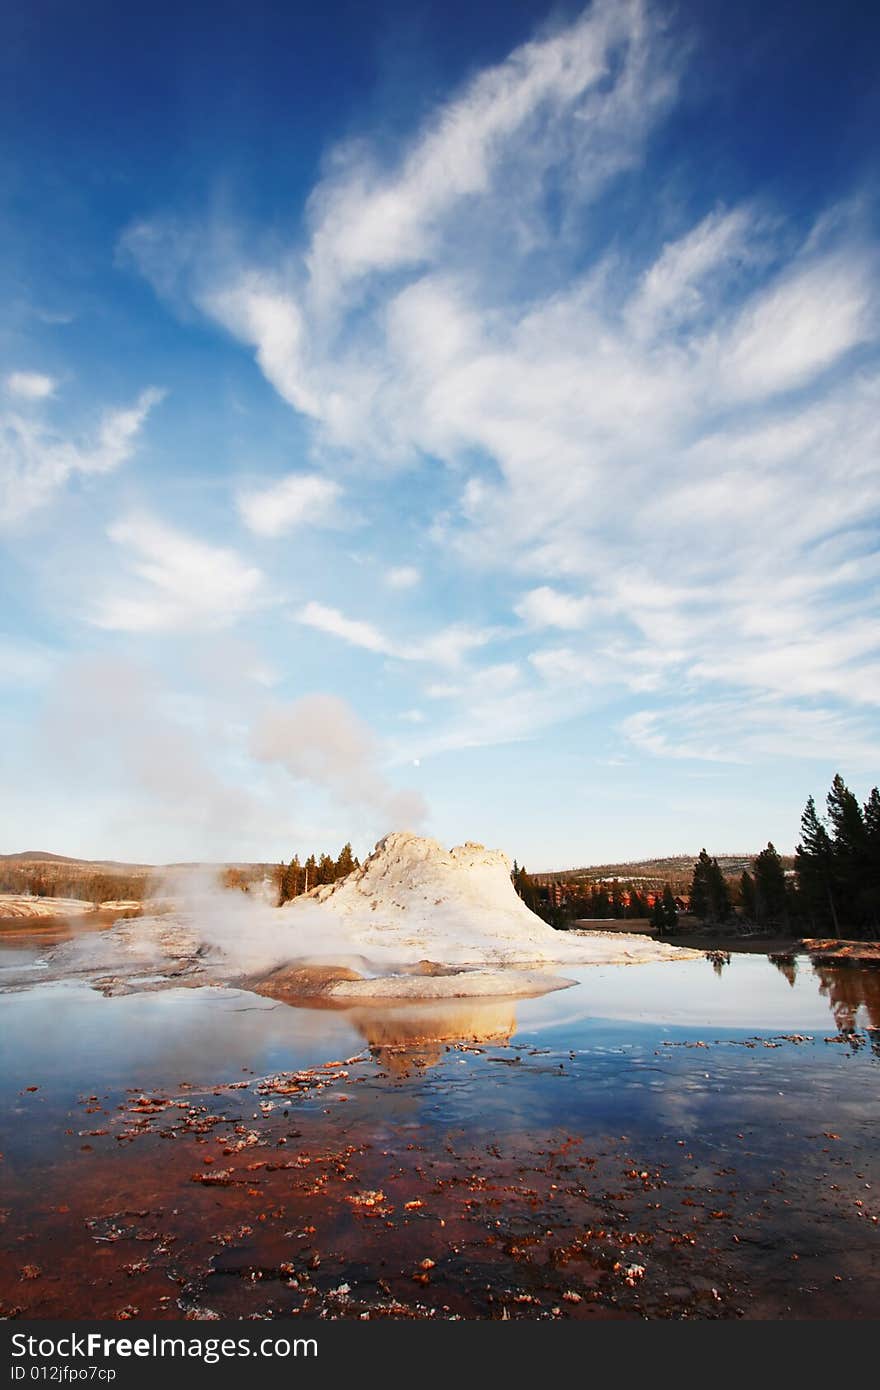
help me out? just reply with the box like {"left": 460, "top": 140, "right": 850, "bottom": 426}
{"left": 414, "top": 624, "right": 494, "bottom": 668}
{"left": 625, "top": 206, "right": 760, "bottom": 340}
{"left": 516, "top": 585, "right": 593, "bottom": 629}
{"left": 298, "top": 600, "right": 392, "bottom": 655}
{"left": 718, "top": 253, "right": 874, "bottom": 400}
{"left": 622, "top": 702, "right": 880, "bottom": 766}
{"left": 125, "top": 1, "right": 880, "bottom": 768}
{"left": 204, "top": 274, "right": 319, "bottom": 417}
{"left": 385, "top": 565, "right": 420, "bottom": 589}
{"left": 302, "top": 0, "right": 672, "bottom": 306}
{"left": 5, "top": 371, "right": 57, "bottom": 400}
{"left": 93, "top": 513, "right": 265, "bottom": 633}
{"left": 0, "top": 387, "right": 162, "bottom": 523}
{"left": 298, "top": 599, "right": 493, "bottom": 669}
{"left": 237, "top": 471, "right": 341, "bottom": 536}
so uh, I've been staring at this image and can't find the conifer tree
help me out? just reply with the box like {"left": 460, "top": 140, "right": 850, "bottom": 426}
{"left": 335, "top": 843, "right": 355, "bottom": 879}
{"left": 795, "top": 795, "right": 839, "bottom": 935}
{"left": 661, "top": 882, "right": 678, "bottom": 932}
{"left": 275, "top": 861, "right": 288, "bottom": 906}
{"left": 827, "top": 775, "right": 867, "bottom": 864}
{"left": 650, "top": 895, "right": 667, "bottom": 935}
{"left": 753, "top": 842, "right": 788, "bottom": 926}
{"left": 513, "top": 865, "right": 540, "bottom": 914}
{"left": 740, "top": 868, "right": 756, "bottom": 921}
{"left": 303, "top": 854, "right": 317, "bottom": 893}
{"left": 689, "top": 849, "right": 731, "bottom": 924}
{"left": 863, "top": 788, "right": 880, "bottom": 933}
{"left": 826, "top": 775, "right": 868, "bottom": 929}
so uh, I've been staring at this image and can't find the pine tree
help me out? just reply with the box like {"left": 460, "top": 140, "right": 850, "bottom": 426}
{"left": 650, "top": 896, "right": 667, "bottom": 935}
{"left": 303, "top": 854, "right": 317, "bottom": 893}
{"left": 316, "top": 853, "right": 334, "bottom": 886}
{"left": 863, "top": 788, "right": 880, "bottom": 934}
{"left": 275, "top": 861, "right": 288, "bottom": 906}
{"left": 753, "top": 842, "right": 788, "bottom": 926}
{"left": 513, "top": 865, "right": 538, "bottom": 913}
{"left": 827, "top": 775, "right": 867, "bottom": 861}
{"left": 826, "top": 775, "right": 868, "bottom": 930}
{"left": 661, "top": 882, "right": 678, "bottom": 932}
{"left": 630, "top": 888, "right": 649, "bottom": 918}
{"left": 709, "top": 856, "right": 731, "bottom": 922}
{"left": 689, "top": 850, "right": 712, "bottom": 921}
{"left": 740, "top": 869, "right": 756, "bottom": 921}
{"left": 689, "top": 850, "right": 730, "bottom": 924}
{"left": 796, "top": 795, "right": 839, "bottom": 935}
{"left": 335, "top": 843, "right": 355, "bottom": 879}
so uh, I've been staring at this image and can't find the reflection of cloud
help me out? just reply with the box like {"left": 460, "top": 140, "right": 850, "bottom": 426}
{"left": 515, "top": 957, "right": 870, "bottom": 1033}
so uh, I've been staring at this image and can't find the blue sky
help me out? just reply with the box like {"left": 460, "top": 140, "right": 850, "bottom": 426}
{"left": 2, "top": 0, "right": 879, "bottom": 867}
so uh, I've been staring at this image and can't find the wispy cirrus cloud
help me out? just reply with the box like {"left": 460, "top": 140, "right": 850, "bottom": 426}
{"left": 622, "top": 701, "right": 880, "bottom": 767}
{"left": 298, "top": 599, "right": 494, "bottom": 669}
{"left": 93, "top": 513, "right": 265, "bottom": 633}
{"left": 0, "top": 387, "right": 163, "bottom": 523}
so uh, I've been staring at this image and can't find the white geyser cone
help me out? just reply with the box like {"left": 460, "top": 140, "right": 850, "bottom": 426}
{"left": 279, "top": 831, "right": 694, "bottom": 973}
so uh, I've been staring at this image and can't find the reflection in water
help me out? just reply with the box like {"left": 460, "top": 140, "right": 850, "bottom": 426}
{"left": 769, "top": 953, "right": 798, "bottom": 988}
{"left": 3, "top": 949, "right": 880, "bottom": 1320}
{"left": 812, "top": 962, "right": 880, "bottom": 1034}
{"left": 350, "top": 997, "right": 517, "bottom": 1072}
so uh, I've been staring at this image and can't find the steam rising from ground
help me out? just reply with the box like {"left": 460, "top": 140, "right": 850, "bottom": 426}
{"left": 156, "top": 863, "right": 381, "bottom": 977}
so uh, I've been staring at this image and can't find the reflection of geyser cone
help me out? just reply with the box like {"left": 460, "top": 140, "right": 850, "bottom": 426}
{"left": 351, "top": 998, "right": 517, "bottom": 1072}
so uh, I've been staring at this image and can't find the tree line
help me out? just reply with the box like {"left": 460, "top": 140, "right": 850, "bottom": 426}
{"left": 275, "top": 843, "right": 359, "bottom": 905}
{"left": 514, "top": 774, "right": 880, "bottom": 940}
{"left": 684, "top": 774, "right": 879, "bottom": 937}
{"left": 0, "top": 863, "right": 152, "bottom": 903}
{"left": 512, "top": 862, "right": 679, "bottom": 932}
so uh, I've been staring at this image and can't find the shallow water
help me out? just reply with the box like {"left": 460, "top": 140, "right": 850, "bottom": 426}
{"left": 2, "top": 948, "right": 879, "bottom": 1319}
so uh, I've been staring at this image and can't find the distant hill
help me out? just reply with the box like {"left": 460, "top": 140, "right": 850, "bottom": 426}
{"left": 0, "top": 850, "right": 88, "bottom": 863}
{"left": 0, "top": 851, "right": 273, "bottom": 870}
{"left": 0, "top": 850, "right": 153, "bottom": 868}
{"left": 537, "top": 853, "right": 793, "bottom": 886}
